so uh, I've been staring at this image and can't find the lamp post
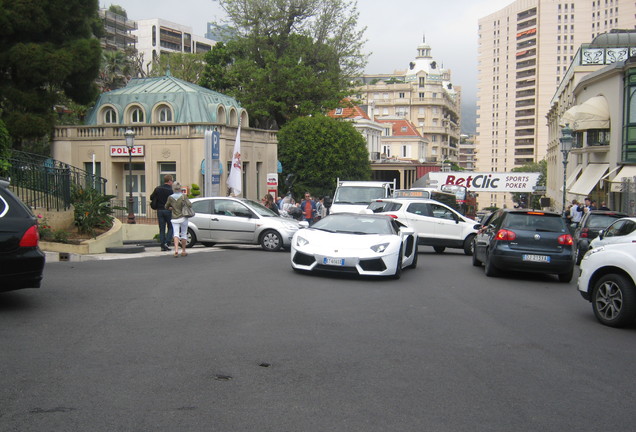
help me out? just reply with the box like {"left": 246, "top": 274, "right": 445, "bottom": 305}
{"left": 124, "top": 128, "right": 136, "bottom": 224}
{"left": 560, "top": 123, "right": 573, "bottom": 217}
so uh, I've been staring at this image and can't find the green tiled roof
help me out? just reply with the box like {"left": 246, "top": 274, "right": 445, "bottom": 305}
{"left": 86, "top": 72, "right": 242, "bottom": 125}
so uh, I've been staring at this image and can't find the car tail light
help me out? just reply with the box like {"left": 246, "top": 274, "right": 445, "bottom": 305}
{"left": 19, "top": 225, "right": 40, "bottom": 247}
{"left": 558, "top": 234, "right": 573, "bottom": 245}
{"left": 527, "top": 211, "right": 544, "bottom": 215}
{"left": 495, "top": 229, "right": 516, "bottom": 241}
{"left": 388, "top": 214, "right": 398, "bottom": 219}
{"left": 580, "top": 227, "right": 589, "bottom": 238}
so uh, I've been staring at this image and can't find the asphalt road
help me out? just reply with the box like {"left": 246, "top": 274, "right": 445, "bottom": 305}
{"left": 1, "top": 246, "right": 635, "bottom": 431}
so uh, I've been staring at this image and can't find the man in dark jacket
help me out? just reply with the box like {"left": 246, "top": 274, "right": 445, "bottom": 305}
{"left": 150, "top": 175, "right": 174, "bottom": 251}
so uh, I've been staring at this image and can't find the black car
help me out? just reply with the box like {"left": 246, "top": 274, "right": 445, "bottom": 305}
{"left": 0, "top": 179, "right": 45, "bottom": 292}
{"left": 472, "top": 209, "right": 574, "bottom": 282}
{"left": 573, "top": 210, "right": 628, "bottom": 264}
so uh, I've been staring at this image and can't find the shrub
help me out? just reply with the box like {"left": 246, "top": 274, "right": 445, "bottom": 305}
{"left": 71, "top": 186, "right": 125, "bottom": 237}
{"left": 189, "top": 183, "right": 201, "bottom": 198}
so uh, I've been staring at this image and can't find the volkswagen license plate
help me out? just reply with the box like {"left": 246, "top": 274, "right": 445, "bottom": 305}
{"left": 323, "top": 257, "right": 345, "bottom": 266}
{"left": 522, "top": 254, "right": 550, "bottom": 263}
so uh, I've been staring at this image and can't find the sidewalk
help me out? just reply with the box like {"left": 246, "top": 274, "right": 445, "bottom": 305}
{"left": 44, "top": 243, "right": 223, "bottom": 262}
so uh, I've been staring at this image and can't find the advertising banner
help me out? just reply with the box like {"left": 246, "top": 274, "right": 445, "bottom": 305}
{"left": 423, "top": 172, "right": 541, "bottom": 193}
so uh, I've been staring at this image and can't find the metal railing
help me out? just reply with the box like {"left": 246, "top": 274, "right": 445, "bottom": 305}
{"left": 6, "top": 150, "right": 107, "bottom": 211}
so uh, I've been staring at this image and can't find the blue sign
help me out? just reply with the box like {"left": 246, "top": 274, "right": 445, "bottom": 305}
{"left": 212, "top": 131, "right": 220, "bottom": 159}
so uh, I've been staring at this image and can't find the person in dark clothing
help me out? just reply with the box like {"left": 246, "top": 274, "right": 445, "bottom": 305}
{"left": 150, "top": 174, "right": 174, "bottom": 251}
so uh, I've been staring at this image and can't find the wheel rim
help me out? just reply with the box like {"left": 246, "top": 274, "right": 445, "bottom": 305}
{"left": 263, "top": 232, "right": 280, "bottom": 249}
{"left": 595, "top": 281, "right": 623, "bottom": 321}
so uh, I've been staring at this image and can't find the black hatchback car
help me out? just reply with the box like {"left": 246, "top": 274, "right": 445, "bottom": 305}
{"left": 0, "top": 179, "right": 45, "bottom": 292}
{"left": 573, "top": 210, "right": 628, "bottom": 264}
{"left": 472, "top": 209, "right": 574, "bottom": 282}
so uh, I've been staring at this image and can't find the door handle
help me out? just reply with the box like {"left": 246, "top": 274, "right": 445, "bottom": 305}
{"left": 211, "top": 218, "right": 219, "bottom": 221}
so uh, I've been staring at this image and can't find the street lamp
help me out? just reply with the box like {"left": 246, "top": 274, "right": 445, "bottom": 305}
{"left": 560, "top": 123, "right": 574, "bottom": 217}
{"left": 124, "top": 128, "right": 136, "bottom": 224}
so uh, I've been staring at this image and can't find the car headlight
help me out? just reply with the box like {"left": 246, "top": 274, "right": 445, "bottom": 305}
{"left": 370, "top": 242, "right": 390, "bottom": 253}
{"left": 283, "top": 221, "right": 299, "bottom": 229}
{"left": 583, "top": 246, "right": 605, "bottom": 260}
{"left": 296, "top": 236, "right": 309, "bottom": 247}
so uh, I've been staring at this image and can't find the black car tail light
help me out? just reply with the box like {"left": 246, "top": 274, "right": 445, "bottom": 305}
{"left": 558, "top": 234, "right": 573, "bottom": 245}
{"left": 581, "top": 227, "right": 589, "bottom": 238}
{"left": 495, "top": 229, "right": 516, "bottom": 241}
{"left": 19, "top": 225, "right": 39, "bottom": 247}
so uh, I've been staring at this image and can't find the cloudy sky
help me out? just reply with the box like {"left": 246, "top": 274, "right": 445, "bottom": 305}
{"left": 104, "top": 0, "right": 514, "bottom": 105}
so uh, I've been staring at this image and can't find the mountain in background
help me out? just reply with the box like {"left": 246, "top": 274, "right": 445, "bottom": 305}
{"left": 460, "top": 101, "right": 476, "bottom": 136}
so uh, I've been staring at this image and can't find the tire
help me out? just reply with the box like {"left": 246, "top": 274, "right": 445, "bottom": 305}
{"left": 392, "top": 247, "right": 403, "bottom": 279}
{"left": 201, "top": 242, "right": 216, "bottom": 247}
{"left": 472, "top": 242, "right": 482, "bottom": 267}
{"left": 433, "top": 246, "right": 446, "bottom": 254}
{"left": 558, "top": 267, "right": 574, "bottom": 283}
{"left": 186, "top": 228, "right": 197, "bottom": 248}
{"left": 592, "top": 273, "right": 636, "bottom": 328}
{"left": 260, "top": 229, "right": 283, "bottom": 252}
{"left": 407, "top": 245, "right": 418, "bottom": 269}
{"left": 463, "top": 234, "right": 475, "bottom": 256}
{"left": 484, "top": 250, "right": 497, "bottom": 277}
{"left": 575, "top": 246, "right": 583, "bottom": 265}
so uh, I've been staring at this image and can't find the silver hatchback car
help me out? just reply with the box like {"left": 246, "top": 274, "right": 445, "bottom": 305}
{"left": 186, "top": 197, "right": 301, "bottom": 251}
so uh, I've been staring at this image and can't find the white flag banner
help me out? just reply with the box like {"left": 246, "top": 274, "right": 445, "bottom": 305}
{"left": 227, "top": 125, "right": 242, "bottom": 195}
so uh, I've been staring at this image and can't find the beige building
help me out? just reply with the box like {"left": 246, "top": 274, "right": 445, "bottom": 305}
{"left": 51, "top": 73, "right": 278, "bottom": 218}
{"left": 355, "top": 40, "right": 461, "bottom": 164}
{"left": 546, "top": 31, "right": 636, "bottom": 215}
{"left": 476, "top": 0, "right": 636, "bottom": 209}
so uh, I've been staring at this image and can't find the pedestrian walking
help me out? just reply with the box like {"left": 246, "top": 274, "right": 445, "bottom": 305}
{"left": 149, "top": 174, "right": 174, "bottom": 251}
{"left": 570, "top": 199, "right": 583, "bottom": 228}
{"left": 300, "top": 192, "right": 317, "bottom": 225}
{"left": 165, "top": 182, "right": 193, "bottom": 257}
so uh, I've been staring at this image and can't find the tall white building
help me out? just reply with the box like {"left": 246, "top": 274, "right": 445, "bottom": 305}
{"left": 476, "top": 0, "right": 636, "bottom": 208}
{"left": 133, "top": 19, "right": 215, "bottom": 75}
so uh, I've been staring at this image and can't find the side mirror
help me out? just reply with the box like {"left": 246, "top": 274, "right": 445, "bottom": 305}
{"left": 598, "top": 229, "right": 604, "bottom": 240}
{"left": 473, "top": 224, "right": 482, "bottom": 230}
{"left": 299, "top": 221, "right": 309, "bottom": 229}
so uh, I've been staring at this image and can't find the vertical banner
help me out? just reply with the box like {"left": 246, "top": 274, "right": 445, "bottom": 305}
{"left": 227, "top": 125, "right": 242, "bottom": 196}
{"left": 203, "top": 130, "right": 221, "bottom": 197}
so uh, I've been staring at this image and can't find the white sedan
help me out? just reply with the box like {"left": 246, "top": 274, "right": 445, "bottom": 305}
{"left": 290, "top": 213, "right": 418, "bottom": 279}
{"left": 589, "top": 217, "right": 636, "bottom": 249}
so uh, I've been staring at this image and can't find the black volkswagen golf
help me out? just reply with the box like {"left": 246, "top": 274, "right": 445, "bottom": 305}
{"left": 472, "top": 209, "right": 574, "bottom": 282}
{"left": 0, "top": 179, "right": 45, "bottom": 292}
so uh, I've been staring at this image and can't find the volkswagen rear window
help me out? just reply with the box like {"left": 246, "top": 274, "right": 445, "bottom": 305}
{"left": 504, "top": 213, "right": 566, "bottom": 232}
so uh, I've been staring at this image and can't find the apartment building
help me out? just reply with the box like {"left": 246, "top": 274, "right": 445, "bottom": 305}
{"left": 356, "top": 40, "right": 461, "bottom": 164}
{"left": 134, "top": 19, "right": 216, "bottom": 74}
{"left": 99, "top": 9, "right": 137, "bottom": 51}
{"left": 476, "top": 0, "right": 636, "bottom": 209}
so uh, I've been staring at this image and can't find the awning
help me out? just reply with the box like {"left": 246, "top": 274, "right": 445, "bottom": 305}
{"left": 569, "top": 163, "right": 609, "bottom": 196}
{"left": 609, "top": 165, "right": 636, "bottom": 192}
{"left": 559, "top": 105, "right": 579, "bottom": 128}
{"left": 560, "top": 165, "right": 582, "bottom": 192}
{"left": 573, "top": 96, "right": 610, "bottom": 131}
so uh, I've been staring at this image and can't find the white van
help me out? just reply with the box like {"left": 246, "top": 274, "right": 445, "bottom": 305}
{"left": 331, "top": 179, "right": 395, "bottom": 214}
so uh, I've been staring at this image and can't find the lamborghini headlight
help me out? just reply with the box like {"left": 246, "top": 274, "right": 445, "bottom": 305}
{"left": 296, "top": 236, "right": 309, "bottom": 247}
{"left": 370, "top": 242, "right": 390, "bottom": 253}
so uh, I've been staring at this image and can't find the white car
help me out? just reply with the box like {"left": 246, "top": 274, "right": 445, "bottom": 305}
{"left": 186, "top": 197, "right": 301, "bottom": 251}
{"left": 589, "top": 217, "right": 636, "bottom": 249}
{"left": 290, "top": 213, "right": 418, "bottom": 279}
{"left": 578, "top": 242, "right": 636, "bottom": 327}
{"left": 368, "top": 198, "right": 481, "bottom": 255}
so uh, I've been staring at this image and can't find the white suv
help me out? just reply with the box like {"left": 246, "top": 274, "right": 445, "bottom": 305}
{"left": 368, "top": 198, "right": 481, "bottom": 255}
{"left": 578, "top": 243, "right": 636, "bottom": 327}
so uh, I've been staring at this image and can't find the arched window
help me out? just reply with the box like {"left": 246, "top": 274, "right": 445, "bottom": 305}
{"left": 158, "top": 105, "right": 173, "bottom": 122}
{"left": 130, "top": 107, "right": 144, "bottom": 123}
{"left": 102, "top": 107, "right": 117, "bottom": 124}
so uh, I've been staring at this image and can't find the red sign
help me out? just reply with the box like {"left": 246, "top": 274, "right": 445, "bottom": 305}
{"left": 110, "top": 145, "right": 145, "bottom": 156}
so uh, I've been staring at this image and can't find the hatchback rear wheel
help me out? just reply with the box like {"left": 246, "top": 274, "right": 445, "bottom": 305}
{"left": 484, "top": 250, "right": 498, "bottom": 277}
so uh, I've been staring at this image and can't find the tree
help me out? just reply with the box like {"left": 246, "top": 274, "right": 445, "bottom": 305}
{"left": 277, "top": 115, "right": 370, "bottom": 199}
{"left": 149, "top": 52, "right": 206, "bottom": 84}
{"left": 0, "top": 0, "right": 102, "bottom": 151}
{"left": 202, "top": 0, "right": 367, "bottom": 129}
{"left": 510, "top": 160, "right": 547, "bottom": 209}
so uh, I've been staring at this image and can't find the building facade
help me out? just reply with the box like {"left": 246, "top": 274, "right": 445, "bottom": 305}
{"left": 546, "top": 31, "right": 636, "bottom": 216}
{"left": 134, "top": 19, "right": 215, "bottom": 75}
{"left": 99, "top": 9, "right": 138, "bottom": 51}
{"left": 355, "top": 40, "right": 461, "bottom": 164}
{"left": 51, "top": 73, "right": 278, "bottom": 218}
{"left": 476, "top": 0, "right": 636, "bottom": 209}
